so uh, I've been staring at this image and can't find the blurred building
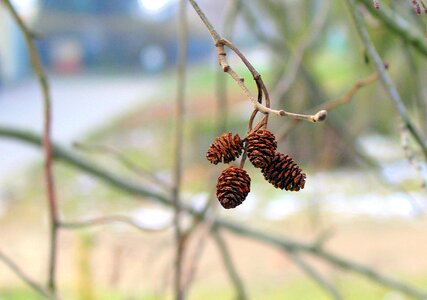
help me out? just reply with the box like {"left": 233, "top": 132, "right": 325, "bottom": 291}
{"left": 0, "top": 0, "right": 215, "bottom": 81}
{"left": 0, "top": 1, "right": 32, "bottom": 85}
{"left": 33, "top": 0, "right": 212, "bottom": 73}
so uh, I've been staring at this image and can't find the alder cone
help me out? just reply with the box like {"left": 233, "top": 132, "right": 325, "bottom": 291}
{"left": 247, "top": 129, "right": 277, "bottom": 169}
{"left": 262, "top": 153, "right": 306, "bottom": 191}
{"left": 206, "top": 133, "right": 243, "bottom": 165}
{"left": 216, "top": 166, "right": 251, "bottom": 209}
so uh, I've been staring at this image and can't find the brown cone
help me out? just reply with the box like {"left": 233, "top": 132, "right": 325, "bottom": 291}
{"left": 216, "top": 166, "right": 251, "bottom": 209}
{"left": 206, "top": 133, "right": 243, "bottom": 165}
{"left": 262, "top": 153, "right": 306, "bottom": 191}
{"left": 247, "top": 129, "right": 277, "bottom": 169}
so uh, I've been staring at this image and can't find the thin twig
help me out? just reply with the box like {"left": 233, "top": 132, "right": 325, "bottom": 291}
{"left": 0, "top": 250, "right": 56, "bottom": 300}
{"left": 182, "top": 205, "right": 218, "bottom": 293}
{"left": 271, "top": 0, "right": 330, "bottom": 102}
{"left": 59, "top": 215, "right": 170, "bottom": 232}
{"left": 3, "top": 0, "right": 60, "bottom": 295}
{"left": 2, "top": 127, "right": 427, "bottom": 299}
{"left": 212, "top": 230, "right": 248, "bottom": 300}
{"left": 188, "top": 0, "right": 326, "bottom": 124}
{"left": 287, "top": 252, "right": 343, "bottom": 300}
{"left": 317, "top": 72, "right": 380, "bottom": 111}
{"left": 356, "top": 0, "right": 427, "bottom": 57}
{"left": 276, "top": 70, "right": 380, "bottom": 142}
{"left": 345, "top": 0, "right": 427, "bottom": 160}
{"left": 172, "top": 0, "right": 188, "bottom": 299}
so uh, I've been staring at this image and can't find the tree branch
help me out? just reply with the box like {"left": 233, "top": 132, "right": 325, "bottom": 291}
{"left": 173, "top": 0, "right": 188, "bottom": 298}
{"left": 356, "top": 0, "right": 427, "bottom": 57}
{"left": 345, "top": 0, "right": 427, "bottom": 161}
{"left": 188, "top": 0, "right": 326, "bottom": 125}
{"left": 287, "top": 252, "right": 343, "bottom": 300}
{"left": 3, "top": 0, "right": 60, "bottom": 295}
{"left": 212, "top": 230, "right": 248, "bottom": 300}
{"left": 0, "top": 250, "right": 56, "bottom": 300}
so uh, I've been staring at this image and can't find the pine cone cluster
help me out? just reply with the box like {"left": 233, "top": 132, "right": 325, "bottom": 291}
{"left": 206, "top": 129, "right": 307, "bottom": 209}
{"left": 216, "top": 166, "right": 251, "bottom": 209}
{"left": 206, "top": 132, "right": 243, "bottom": 165}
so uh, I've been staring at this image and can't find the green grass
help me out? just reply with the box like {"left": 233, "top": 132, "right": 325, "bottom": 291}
{"left": 3, "top": 274, "right": 426, "bottom": 300}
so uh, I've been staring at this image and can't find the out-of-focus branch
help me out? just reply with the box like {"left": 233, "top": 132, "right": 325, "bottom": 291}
{"left": 287, "top": 252, "right": 343, "bottom": 300}
{"left": 182, "top": 206, "right": 217, "bottom": 294}
{"left": 173, "top": 0, "right": 188, "bottom": 298}
{"left": 2, "top": 126, "right": 427, "bottom": 299}
{"left": 276, "top": 70, "right": 381, "bottom": 142}
{"left": 212, "top": 230, "right": 248, "bottom": 300}
{"left": 345, "top": 0, "right": 427, "bottom": 160}
{"left": 73, "top": 142, "right": 171, "bottom": 189}
{"left": 317, "top": 72, "right": 381, "bottom": 112}
{"left": 271, "top": 0, "right": 330, "bottom": 102}
{"left": 356, "top": 0, "right": 427, "bottom": 57}
{"left": 60, "top": 215, "right": 170, "bottom": 233}
{"left": 3, "top": 0, "right": 60, "bottom": 295}
{"left": 0, "top": 250, "right": 56, "bottom": 300}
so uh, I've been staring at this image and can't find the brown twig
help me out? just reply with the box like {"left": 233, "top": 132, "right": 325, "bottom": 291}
{"left": 276, "top": 70, "right": 382, "bottom": 142}
{"left": 0, "top": 250, "right": 56, "bottom": 299}
{"left": 172, "top": 0, "right": 188, "bottom": 298}
{"left": 188, "top": 0, "right": 327, "bottom": 126}
{"left": 319, "top": 72, "right": 380, "bottom": 111}
{"left": 3, "top": 0, "right": 60, "bottom": 295}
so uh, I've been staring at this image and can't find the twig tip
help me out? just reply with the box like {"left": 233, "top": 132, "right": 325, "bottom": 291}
{"left": 313, "top": 110, "right": 328, "bottom": 122}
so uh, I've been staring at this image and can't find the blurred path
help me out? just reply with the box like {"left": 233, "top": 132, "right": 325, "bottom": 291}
{"left": 0, "top": 75, "right": 160, "bottom": 183}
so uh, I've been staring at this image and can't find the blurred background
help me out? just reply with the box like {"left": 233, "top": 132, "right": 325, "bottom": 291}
{"left": 1, "top": 0, "right": 427, "bottom": 299}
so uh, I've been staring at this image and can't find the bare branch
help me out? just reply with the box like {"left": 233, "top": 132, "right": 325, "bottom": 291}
{"left": 0, "top": 250, "right": 56, "bottom": 300}
{"left": 183, "top": 206, "right": 218, "bottom": 294}
{"left": 173, "top": 0, "right": 188, "bottom": 298}
{"left": 213, "top": 230, "right": 248, "bottom": 300}
{"left": 271, "top": 0, "right": 331, "bottom": 102}
{"left": 356, "top": 0, "right": 427, "bottom": 57}
{"left": 345, "top": 0, "right": 427, "bottom": 160}
{"left": 287, "top": 252, "right": 343, "bottom": 300}
{"left": 276, "top": 70, "right": 381, "bottom": 142}
{"left": 3, "top": 0, "right": 60, "bottom": 294}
